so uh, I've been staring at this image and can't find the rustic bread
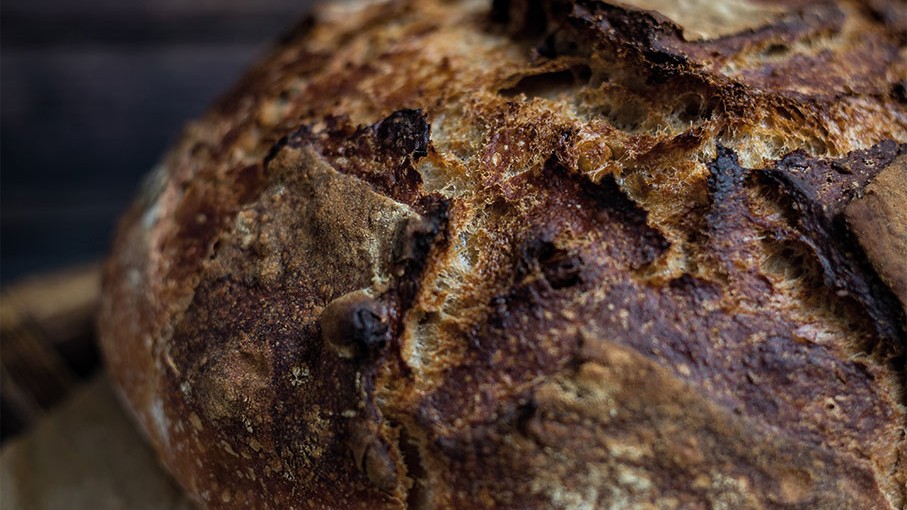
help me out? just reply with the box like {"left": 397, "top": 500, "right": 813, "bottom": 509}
{"left": 98, "top": 0, "right": 907, "bottom": 508}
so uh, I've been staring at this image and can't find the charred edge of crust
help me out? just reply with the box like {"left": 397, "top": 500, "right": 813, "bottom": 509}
{"left": 396, "top": 424, "right": 430, "bottom": 510}
{"left": 375, "top": 109, "right": 431, "bottom": 160}
{"left": 708, "top": 144, "right": 749, "bottom": 202}
{"left": 707, "top": 142, "right": 907, "bottom": 353}
{"left": 702, "top": 141, "right": 905, "bottom": 359}
{"left": 703, "top": 144, "right": 757, "bottom": 282}
{"left": 262, "top": 125, "right": 316, "bottom": 170}
{"left": 499, "top": 0, "right": 849, "bottom": 71}
{"left": 758, "top": 142, "right": 907, "bottom": 352}
{"left": 392, "top": 199, "right": 450, "bottom": 310}
{"left": 491, "top": 0, "right": 891, "bottom": 152}
{"left": 376, "top": 198, "right": 448, "bottom": 502}
{"left": 314, "top": 110, "right": 434, "bottom": 211}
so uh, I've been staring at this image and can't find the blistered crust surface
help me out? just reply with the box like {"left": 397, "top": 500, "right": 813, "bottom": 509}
{"left": 99, "top": 0, "right": 907, "bottom": 508}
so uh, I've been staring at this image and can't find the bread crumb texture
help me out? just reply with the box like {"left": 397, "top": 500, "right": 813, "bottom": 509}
{"left": 99, "top": 0, "right": 907, "bottom": 508}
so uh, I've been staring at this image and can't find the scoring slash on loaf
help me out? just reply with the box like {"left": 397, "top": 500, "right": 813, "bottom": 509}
{"left": 98, "top": 0, "right": 907, "bottom": 508}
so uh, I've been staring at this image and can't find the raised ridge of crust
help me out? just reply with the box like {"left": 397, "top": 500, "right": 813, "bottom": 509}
{"left": 99, "top": 0, "right": 907, "bottom": 508}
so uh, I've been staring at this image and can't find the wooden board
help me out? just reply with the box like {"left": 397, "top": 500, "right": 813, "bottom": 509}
{"left": 0, "top": 376, "right": 194, "bottom": 510}
{"left": 1, "top": 265, "right": 102, "bottom": 440}
{"left": 0, "top": 262, "right": 192, "bottom": 507}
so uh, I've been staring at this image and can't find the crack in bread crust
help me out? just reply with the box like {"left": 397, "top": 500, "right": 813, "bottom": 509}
{"left": 99, "top": 0, "right": 907, "bottom": 508}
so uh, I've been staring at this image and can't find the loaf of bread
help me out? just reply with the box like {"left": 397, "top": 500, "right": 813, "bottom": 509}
{"left": 98, "top": 0, "right": 907, "bottom": 507}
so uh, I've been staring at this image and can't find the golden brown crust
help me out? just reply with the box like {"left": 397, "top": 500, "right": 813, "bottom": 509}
{"left": 99, "top": 0, "right": 907, "bottom": 508}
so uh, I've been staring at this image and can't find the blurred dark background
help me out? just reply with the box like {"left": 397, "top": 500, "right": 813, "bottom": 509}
{"left": 1, "top": 0, "right": 317, "bottom": 285}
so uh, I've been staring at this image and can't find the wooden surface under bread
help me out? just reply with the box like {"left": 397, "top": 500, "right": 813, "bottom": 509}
{"left": 0, "top": 376, "right": 193, "bottom": 510}
{"left": 1, "top": 265, "right": 103, "bottom": 440}
{"left": 0, "top": 264, "right": 193, "bottom": 509}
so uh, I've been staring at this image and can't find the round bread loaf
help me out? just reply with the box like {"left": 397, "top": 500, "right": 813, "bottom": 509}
{"left": 98, "top": 0, "right": 907, "bottom": 508}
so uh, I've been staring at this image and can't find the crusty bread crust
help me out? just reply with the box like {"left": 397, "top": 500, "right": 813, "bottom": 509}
{"left": 99, "top": 0, "right": 907, "bottom": 508}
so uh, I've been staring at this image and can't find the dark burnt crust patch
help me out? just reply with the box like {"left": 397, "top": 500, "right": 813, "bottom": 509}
{"left": 764, "top": 140, "right": 904, "bottom": 219}
{"left": 376, "top": 109, "right": 431, "bottom": 159}
{"left": 261, "top": 110, "right": 445, "bottom": 222}
{"left": 529, "top": 0, "right": 897, "bottom": 96}
{"left": 703, "top": 145, "right": 764, "bottom": 283}
{"left": 262, "top": 124, "right": 316, "bottom": 169}
{"left": 698, "top": 142, "right": 906, "bottom": 351}
{"left": 314, "top": 110, "right": 435, "bottom": 211}
{"left": 758, "top": 142, "right": 907, "bottom": 349}
{"left": 390, "top": 202, "right": 450, "bottom": 315}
